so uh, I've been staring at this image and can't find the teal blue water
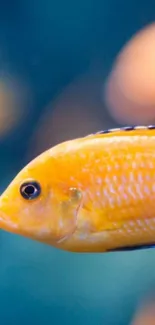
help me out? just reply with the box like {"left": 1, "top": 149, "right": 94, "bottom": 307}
{"left": 1, "top": 0, "right": 155, "bottom": 324}
{"left": 2, "top": 222, "right": 155, "bottom": 325}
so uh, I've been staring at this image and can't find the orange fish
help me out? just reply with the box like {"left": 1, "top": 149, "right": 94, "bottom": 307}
{"left": 1, "top": 125, "right": 155, "bottom": 253}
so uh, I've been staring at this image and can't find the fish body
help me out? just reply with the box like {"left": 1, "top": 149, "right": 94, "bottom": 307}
{"left": 1, "top": 125, "right": 155, "bottom": 252}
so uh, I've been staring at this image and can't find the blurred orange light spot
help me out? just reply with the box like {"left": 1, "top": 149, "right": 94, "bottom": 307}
{"left": 105, "top": 23, "right": 155, "bottom": 124}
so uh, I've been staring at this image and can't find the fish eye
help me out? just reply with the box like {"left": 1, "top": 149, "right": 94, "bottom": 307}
{"left": 20, "top": 181, "right": 41, "bottom": 200}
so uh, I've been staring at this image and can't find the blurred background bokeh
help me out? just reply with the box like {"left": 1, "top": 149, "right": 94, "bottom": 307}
{"left": 1, "top": 1, "right": 155, "bottom": 324}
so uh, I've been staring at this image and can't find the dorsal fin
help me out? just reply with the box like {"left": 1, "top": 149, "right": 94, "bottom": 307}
{"left": 86, "top": 125, "right": 155, "bottom": 138}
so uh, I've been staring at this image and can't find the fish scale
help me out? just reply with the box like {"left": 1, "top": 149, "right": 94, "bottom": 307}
{"left": 1, "top": 125, "right": 155, "bottom": 252}
{"left": 69, "top": 132, "right": 155, "bottom": 251}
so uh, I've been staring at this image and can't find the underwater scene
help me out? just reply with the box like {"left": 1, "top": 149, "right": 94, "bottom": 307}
{"left": 1, "top": 1, "right": 155, "bottom": 324}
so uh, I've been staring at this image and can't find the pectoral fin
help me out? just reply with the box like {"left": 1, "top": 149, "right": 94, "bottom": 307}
{"left": 57, "top": 188, "right": 83, "bottom": 243}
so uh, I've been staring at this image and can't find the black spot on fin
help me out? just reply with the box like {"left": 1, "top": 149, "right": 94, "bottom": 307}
{"left": 122, "top": 126, "right": 135, "bottom": 131}
{"left": 108, "top": 243, "right": 155, "bottom": 252}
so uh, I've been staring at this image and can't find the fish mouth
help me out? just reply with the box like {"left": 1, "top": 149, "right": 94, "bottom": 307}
{"left": 0, "top": 210, "right": 19, "bottom": 233}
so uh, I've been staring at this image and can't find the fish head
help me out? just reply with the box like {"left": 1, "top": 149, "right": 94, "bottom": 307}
{"left": 0, "top": 151, "right": 83, "bottom": 246}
